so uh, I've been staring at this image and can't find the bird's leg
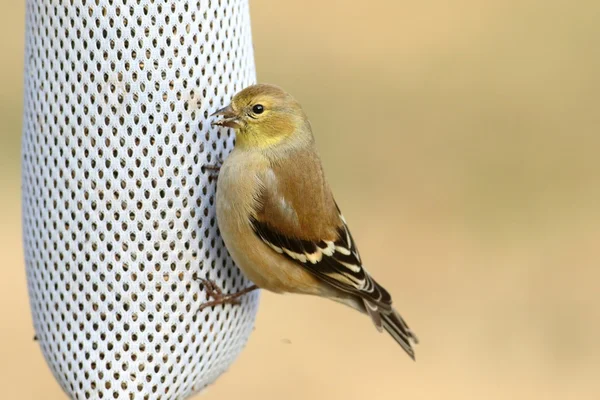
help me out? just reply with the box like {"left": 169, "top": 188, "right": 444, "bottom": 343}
{"left": 202, "top": 156, "right": 224, "bottom": 183}
{"left": 197, "top": 277, "right": 258, "bottom": 311}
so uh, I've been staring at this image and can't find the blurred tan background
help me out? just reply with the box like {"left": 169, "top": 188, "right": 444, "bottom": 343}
{"left": 2, "top": 0, "right": 599, "bottom": 398}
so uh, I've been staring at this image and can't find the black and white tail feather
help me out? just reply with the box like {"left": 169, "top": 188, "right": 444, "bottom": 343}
{"left": 368, "top": 299, "right": 419, "bottom": 360}
{"left": 382, "top": 309, "right": 419, "bottom": 360}
{"left": 251, "top": 208, "right": 419, "bottom": 359}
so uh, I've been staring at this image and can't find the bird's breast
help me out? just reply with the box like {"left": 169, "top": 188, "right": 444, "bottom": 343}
{"left": 216, "top": 150, "right": 267, "bottom": 224}
{"left": 215, "top": 149, "right": 269, "bottom": 270}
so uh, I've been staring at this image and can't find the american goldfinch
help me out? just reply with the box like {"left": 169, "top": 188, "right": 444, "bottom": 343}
{"left": 204, "top": 83, "right": 418, "bottom": 359}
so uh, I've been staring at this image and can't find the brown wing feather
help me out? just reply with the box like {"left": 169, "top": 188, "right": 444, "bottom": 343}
{"left": 256, "top": 147, "right": 339, "bottom": 240}
{"left": 252, "top": 147, "right": 392, "bottom": 308}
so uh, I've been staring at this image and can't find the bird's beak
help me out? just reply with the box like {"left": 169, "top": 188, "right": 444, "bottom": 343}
{"left": 211, "top": 104, "right": 240, "bottom": 128}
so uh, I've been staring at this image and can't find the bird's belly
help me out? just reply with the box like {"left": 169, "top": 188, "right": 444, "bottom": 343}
{"left": 226, "top": 233, "right": 324, "bottom": 295}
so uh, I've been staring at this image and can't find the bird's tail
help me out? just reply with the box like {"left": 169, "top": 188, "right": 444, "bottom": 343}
{"left": 365, "top": 300, "right": 418, "bottom": 360}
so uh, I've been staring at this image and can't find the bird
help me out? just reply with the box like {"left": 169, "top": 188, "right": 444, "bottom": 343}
{"left": 202, "top": 83, "right": 418, "bottom": 359}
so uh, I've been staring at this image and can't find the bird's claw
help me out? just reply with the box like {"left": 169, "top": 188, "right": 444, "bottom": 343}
{"left": 196, "top": 277, "right": 258, "bottom": 311}
{"left": 198, "top": 278, "right": 225, "bottom": 299}
{"left": 202, "top": 159, "right": 223, "bottom": 184}
{"left": 208, "top": 173, "right": 219, "bottom": 183}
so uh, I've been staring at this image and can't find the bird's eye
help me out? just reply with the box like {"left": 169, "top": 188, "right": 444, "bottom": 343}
{"left": 252, "top": 104, "right": 264, "bottom": 114}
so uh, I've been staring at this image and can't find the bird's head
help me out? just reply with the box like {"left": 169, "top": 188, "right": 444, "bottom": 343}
{"left": 211, "top": 84, "right": 310, "bottom": 149}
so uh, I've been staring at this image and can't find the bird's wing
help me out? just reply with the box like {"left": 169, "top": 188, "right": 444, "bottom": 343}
{"left": 251, "top": 148, "right": 392, "bottom": 309}
{"left": 251, "top": 208, "right": 394, "bottom": 308}
{"left": 252, "top": 147, "right": 418, "bottom": 359}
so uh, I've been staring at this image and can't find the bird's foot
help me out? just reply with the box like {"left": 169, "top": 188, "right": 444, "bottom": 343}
{"left": 202, "top": 157, "right": 224, "bottom": 183}
{"left": 197, "top": 277, "right": 258, "bottom": 311}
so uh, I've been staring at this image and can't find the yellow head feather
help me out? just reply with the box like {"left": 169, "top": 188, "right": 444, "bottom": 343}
{"left": 212, "top": 84, "right": 310, "bottom": 150}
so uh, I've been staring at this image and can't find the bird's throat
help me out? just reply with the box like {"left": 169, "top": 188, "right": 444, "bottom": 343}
{"left": 234, "top": 128, "right": 291, "bottom": 150}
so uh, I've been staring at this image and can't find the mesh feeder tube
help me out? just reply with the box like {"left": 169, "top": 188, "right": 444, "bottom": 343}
{"left": 22, "top": 1, "right": 260, "bottom": 398}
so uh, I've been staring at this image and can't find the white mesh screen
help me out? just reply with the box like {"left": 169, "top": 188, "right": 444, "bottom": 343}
{"left": 21, "top": 1, "right": 259, "bottom": 399}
